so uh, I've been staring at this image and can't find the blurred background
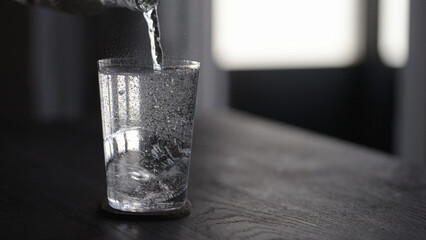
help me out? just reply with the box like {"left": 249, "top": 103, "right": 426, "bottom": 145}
{"left": 0, "top": 0, "right": 424, "bottom": 163}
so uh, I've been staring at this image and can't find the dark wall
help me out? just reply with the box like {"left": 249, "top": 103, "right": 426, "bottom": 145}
{"left": 230, "top": 65, "right": 396, "bottom": 153}
{"left": 0, "top": 1, "right": 31, "bottom": 124}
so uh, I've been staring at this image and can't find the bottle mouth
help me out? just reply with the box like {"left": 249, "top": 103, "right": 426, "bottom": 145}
{"left": 132, "top": 0, "right": 159, "bottom": 12}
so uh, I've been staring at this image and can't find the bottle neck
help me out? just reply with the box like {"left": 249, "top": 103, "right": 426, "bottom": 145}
{"left": 17, "top": 0, "right": 106, "bottom": 14}
{"left": 14, "top": 0, "right": 157, "bottom": 14}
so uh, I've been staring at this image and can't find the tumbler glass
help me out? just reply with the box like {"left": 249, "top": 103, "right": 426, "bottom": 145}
{"left": 98, "top": 58, "right": 200, "bottom": 212}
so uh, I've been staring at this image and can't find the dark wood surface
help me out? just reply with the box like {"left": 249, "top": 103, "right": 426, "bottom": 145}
{"left": 1, "top": 111, "right": 425, "bottom": 239}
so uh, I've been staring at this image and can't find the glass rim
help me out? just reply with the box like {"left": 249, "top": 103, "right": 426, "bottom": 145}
{"left": 98, "top": 58, "right": 200, "bottom": 70}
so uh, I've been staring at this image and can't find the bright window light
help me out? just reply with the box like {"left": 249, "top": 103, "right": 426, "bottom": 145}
{"left": 378, "top": 0, "right": 410, "bottom": 68}
{"left": 212, "top": 0, "right": 364, "bottom": 70}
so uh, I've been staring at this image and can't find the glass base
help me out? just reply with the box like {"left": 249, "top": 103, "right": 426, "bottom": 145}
{"left": 102, "top": 198, "right": 191, "bottom": 219}
{"left": 107, "top": 197, "right": 186, "bottom": 213}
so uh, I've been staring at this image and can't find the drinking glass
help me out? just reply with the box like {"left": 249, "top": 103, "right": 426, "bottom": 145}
{"left": 98, "top": 58, "right": 200, "bottom": 212}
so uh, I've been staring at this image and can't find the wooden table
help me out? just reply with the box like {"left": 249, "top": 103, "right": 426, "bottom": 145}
{"left": 1, "top": 111, "right": 425, "bottom": 239}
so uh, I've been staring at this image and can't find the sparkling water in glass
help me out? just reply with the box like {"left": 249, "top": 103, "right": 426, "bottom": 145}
{"left": 98, "top": 59, "right": 199, "bottom": 212}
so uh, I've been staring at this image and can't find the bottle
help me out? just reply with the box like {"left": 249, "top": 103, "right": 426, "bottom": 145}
{"left": 14, "top": 0, "right": 158, "bottom": 14}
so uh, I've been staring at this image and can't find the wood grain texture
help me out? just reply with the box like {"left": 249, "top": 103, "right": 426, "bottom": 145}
{"left": 1, "top": 111, "right": 425, "bottom": 239}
